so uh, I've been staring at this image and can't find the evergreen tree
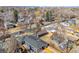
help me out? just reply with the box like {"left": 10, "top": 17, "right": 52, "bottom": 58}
{"left": 45, "top": 11, "right": 52, "bottom": 21}
{"left": 14, "top": 10, "right": 18, "bottom": 23}
{"left": 0, "top": 9, "right": 4, "bottom": 13}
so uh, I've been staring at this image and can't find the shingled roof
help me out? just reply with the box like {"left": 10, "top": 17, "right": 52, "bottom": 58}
{"left": 22, "top": 35, "right": 48, "bottom": 52}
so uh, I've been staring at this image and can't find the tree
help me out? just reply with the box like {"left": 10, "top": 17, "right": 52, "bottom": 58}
{"left": 4, "top": 35, "right": 18, "bottom": 53}
{"left": 14, "top": 9, "right": 18, "bottom": 23}
{"left": 0, "top": 19, "right": 5, "bottom": 31}
{"left": 35, "top": 23, "right": 41, "bottom": 37}
{"left": 45, "top": 11, "right": 52, "bottom": 22}
{"left": 0, "top": 9, "right": 4, "bottom": 13}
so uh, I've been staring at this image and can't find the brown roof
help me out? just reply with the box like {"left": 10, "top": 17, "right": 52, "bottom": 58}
{"left": 37, "top": 30, "right": 48, "bottom": 37}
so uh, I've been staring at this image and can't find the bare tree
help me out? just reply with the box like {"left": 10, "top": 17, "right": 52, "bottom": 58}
{"left": 4, "top": 35, "right": 18, "bottom": 53}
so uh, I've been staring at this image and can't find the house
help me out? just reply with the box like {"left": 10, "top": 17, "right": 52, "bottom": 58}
{"left": 0, "top": 41, "right": 5, "bottom": 53}
{"left": 67, "top": 18, "right": 76, "bottom": 25}
{"left": 42, "top": 24, "right": 57, "bottom": 32}
{"left": 22, "top": 35, "right": 48, "bottom": 53}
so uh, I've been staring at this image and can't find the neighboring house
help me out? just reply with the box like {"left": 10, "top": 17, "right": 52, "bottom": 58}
{"left": 42, "top": 24, "right": 57, "bottom": 32}
{"left": 68, "top": 18, "right": 76, "bottom": 25}
{"left": 60, "top": 22, "right": 70, "bottom": 27}
{"left": 52, "top": 32, "right": 74, "bottom": 52}
{"left": 0, "top": 41, "right": 5, "bottom": 53}
{"left": 4, "top": 22, "right": 16, "bottom": 29}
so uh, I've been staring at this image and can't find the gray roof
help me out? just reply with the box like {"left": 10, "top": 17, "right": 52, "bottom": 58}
{"left": 23, "top": 35, "right": 48, "bottom": 50}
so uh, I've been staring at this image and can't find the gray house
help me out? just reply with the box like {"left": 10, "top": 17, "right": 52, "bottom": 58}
{"left": 22, "top": 35, "right": 48, "bottom": 53}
